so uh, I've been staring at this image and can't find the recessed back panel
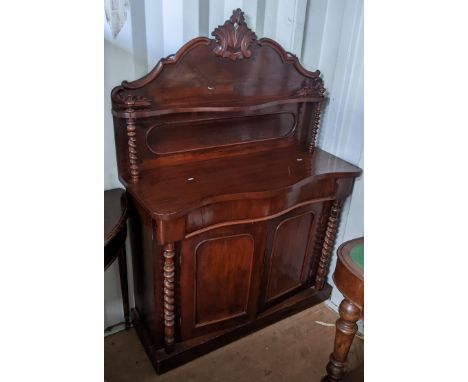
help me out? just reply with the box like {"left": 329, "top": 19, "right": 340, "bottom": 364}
{"left": 146, "top": 112, "right": 296, "bottom": 155}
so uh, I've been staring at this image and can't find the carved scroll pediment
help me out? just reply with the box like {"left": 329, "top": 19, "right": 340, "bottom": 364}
{"left": 120, "top": 94, "right": 152, "bottom": 107}
{"left": 212, "top": 8, "right": 257, "bottom": 60}
{"left": 295, "top": 77, "right": 325, "bottom": 97}
{"left": 111, "top": 87, "right": 152, "bottom": 110}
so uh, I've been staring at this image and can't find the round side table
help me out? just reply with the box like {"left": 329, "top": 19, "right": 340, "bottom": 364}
{"left": 105, "top": 188, "right": 131, "bottom": 330}
{"left": 323, "top": 237, "right": 364, "bottom": 382}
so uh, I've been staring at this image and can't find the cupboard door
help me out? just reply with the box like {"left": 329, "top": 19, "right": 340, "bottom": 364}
{"left": 179, "top": 223, "right": 266, "bottom": 339}
{"left": 260, "top": 204, "right": 323, "bottom": 310}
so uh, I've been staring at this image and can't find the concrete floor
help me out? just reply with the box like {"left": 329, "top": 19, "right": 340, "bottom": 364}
{"left": 104, "top": 302, "right": 364, "bottom": 382}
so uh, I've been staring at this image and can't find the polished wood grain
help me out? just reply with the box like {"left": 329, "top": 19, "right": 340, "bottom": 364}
{"left": 265, "top": 212, "right": 314, "bottom": 302}
{"left": 110, "top": 9, "right": 362, "bottom": 373}
{"left": 195, "top": 234, "right": 254, "bottom": 326}
{"left": 104, "top": 189, "right": 130, "bottom": 330}
{"left": 126, "top": 146, "right": 360, "bottom": 222}
{"left": 127, "top": 194, "right": 164, "bottom": 341}
{"left": 324, "top": 237, "right": 364, "bottom": 381}
{"left": 179, "top": 222, "right": 266, "bottom": 340}
{"left": 145, "top": 112, "right": 296, "bottom": 155}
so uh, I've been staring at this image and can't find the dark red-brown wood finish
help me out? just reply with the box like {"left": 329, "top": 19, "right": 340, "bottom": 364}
{"left": 111, "top": 9, "right": 362, "bottom": 374}
{"left": 323, "top": 237, "right": 364, "bottom": 382}
{"left": 104, "top": 189, "right": 131, "bottom": 330}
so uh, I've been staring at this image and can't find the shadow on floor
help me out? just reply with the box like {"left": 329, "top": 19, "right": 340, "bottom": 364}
{"left": 105, "top": 302, "right": 364, "bottom": 382}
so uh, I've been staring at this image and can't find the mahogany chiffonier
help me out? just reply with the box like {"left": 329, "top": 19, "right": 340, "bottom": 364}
{"left": 110, "top": 9, "right": 362, "bottom": 374}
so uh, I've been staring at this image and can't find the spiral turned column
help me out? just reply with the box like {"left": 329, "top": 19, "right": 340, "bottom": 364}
{"left": 314, "top": 200, "right": 343, "bottom": 290}
{"left": 163, "top": 243, "right": 175, "bottom": 353}
{"left": 309, "top": 101, "right": 322, "bottom": 153}
{"left": 323, "top": 299, "right": 361, "bottom": 381}
{"left": 126, "top": 107, "right": 139, "bottom": 182}
{"left": 309, "top": 206, "right": 329, "bottom": 282}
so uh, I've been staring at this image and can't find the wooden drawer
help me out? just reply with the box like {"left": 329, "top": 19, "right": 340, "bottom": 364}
{"left": 184, "top": 178, "right": 337, "bottom": 236}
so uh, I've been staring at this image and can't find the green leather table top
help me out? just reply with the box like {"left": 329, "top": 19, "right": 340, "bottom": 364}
{"left": 349, "top": 242, "right": 364, "bottom": 269}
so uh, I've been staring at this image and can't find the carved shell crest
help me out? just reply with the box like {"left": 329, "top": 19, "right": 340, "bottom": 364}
{"left": 212, "top": 9, "right": 257, "bottom": 60}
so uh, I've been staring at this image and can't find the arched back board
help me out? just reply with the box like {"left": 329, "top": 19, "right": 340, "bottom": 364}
{"left": 111, "top": 8, "right": 325, "bottom": 183}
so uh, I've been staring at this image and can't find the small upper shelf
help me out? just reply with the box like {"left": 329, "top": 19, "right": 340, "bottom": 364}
{"left": 112, "top": 94, "right": 323, "bottom": 118}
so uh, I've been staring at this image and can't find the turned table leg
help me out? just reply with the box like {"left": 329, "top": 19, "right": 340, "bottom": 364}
{"left": 324, "top": 298, "right": 361, "bottom": 381}
{"left": 163, "top": 243, "right": 176, "bottom": 353}
{"left": 118, "top": 244, "right": 131, "bottom": 330}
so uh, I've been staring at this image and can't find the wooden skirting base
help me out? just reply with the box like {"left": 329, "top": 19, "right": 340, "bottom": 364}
{"left": 132, "top": 283, "right": 332, "bottom": 374}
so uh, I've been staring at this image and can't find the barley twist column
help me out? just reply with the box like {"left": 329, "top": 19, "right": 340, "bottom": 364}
{"left": 126, "top": 107, "right": 139, "bottom": 182}
{"left": 163, "top": 243, "right": 175, "bottom": 353}
{"left": 314, "top": 200, "right": 343, "bottom": 290}
{"left": 309, "top": 101, "right": 322, "bottom": 152}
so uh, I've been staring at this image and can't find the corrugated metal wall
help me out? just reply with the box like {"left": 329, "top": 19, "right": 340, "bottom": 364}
{"left": 104, "top": 0, "right": 363, "bottom": 331}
